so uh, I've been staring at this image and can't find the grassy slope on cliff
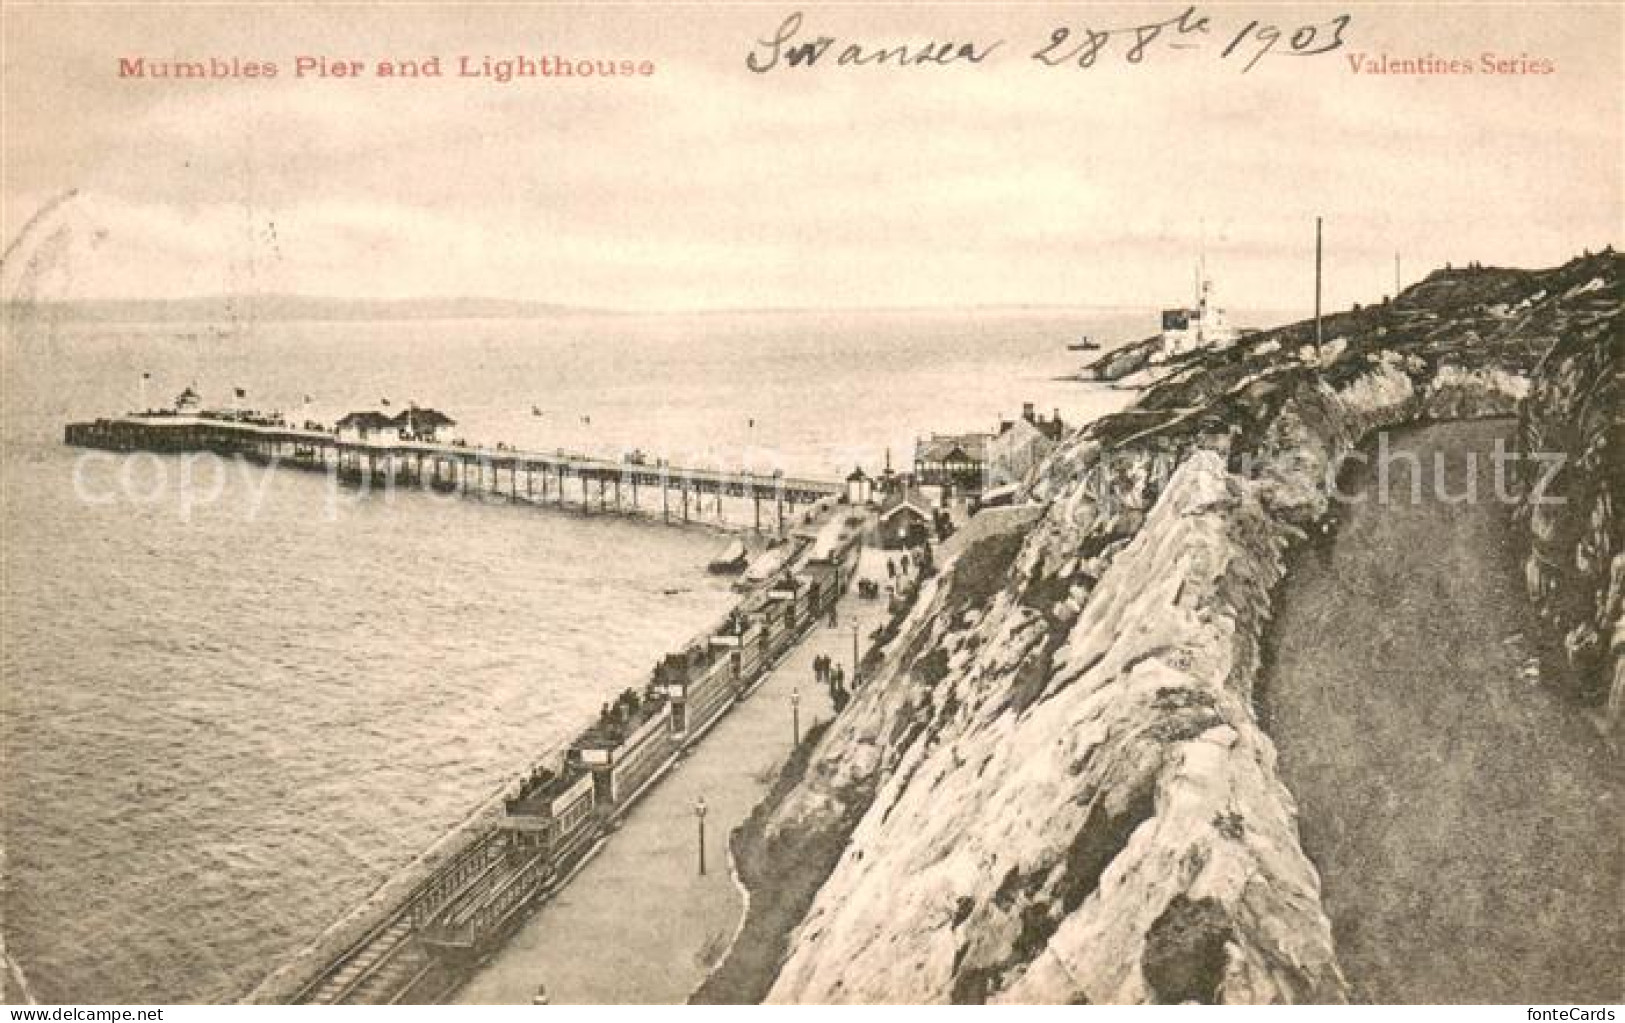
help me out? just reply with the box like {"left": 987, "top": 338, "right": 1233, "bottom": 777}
{"left": 1263, "top": 419, "right": 1621, "bottom": 1002}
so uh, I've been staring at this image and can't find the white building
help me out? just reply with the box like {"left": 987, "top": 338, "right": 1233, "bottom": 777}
{"left": 335, "top": 407, "right": 458, "bottom": 445}
{"left": 1156, "top": 264, "right": 1238, "bottom": 362}
{"left": 335, "top": 410, "right": 398, "bottom": 443}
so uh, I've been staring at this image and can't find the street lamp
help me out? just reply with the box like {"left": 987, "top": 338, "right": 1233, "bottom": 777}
{"left": 791, "top": 687, "right": 801, "bottom": 745}
{"left": 851, "top": 622, "right": 861, "bottom": 688}
{"left": 695, "top": 796, "right": 708, "bottom": 876}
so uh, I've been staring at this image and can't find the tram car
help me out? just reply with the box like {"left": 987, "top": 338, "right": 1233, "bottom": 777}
{"left": 402, "top": 528, "right": 867, "bottom": 968}
{"left": 657, "top": 643, "right": 737, "bottom": 741}
{"left": 711, "top": 610, "right": 770, "bottom": 682}
{"left": 573, "top": 690, "right": 677, "bottom": 811}
{"left": 418, "top": 766, "right": 600, "bottom": 959}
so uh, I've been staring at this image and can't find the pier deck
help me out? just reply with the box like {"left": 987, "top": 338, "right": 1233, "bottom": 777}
{"left": 63, "top": 413, "right": 841, "bottom": 531}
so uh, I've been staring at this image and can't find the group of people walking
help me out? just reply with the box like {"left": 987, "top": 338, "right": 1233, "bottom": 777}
{"left": 813, "top": 653, "right": 850, "bottom": 712}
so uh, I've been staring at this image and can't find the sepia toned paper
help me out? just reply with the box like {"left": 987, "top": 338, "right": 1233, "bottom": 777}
{"left": 1, "top": 0, "right": 1620, "bottom": 1008}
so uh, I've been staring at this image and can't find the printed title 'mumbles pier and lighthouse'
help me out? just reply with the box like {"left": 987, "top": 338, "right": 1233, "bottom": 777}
{"left": 116, "top": 54, "right": 657, "bottom": 81}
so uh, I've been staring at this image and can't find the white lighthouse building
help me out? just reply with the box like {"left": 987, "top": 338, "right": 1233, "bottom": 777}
{"left": 1155, "top": 260, "right": 1238, "bottom": 361}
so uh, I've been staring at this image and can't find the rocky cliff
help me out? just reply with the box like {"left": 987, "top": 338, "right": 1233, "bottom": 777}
{"left": 705, "top": 252, "right": 1622, "bottom": 1004}
{"left": 1514, "top": 268, "right": 1623, "bottom": 736}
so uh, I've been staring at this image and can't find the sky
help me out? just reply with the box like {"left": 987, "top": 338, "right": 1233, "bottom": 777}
{"left": 1, "top": 1, "right": 1620, "bottom": 313}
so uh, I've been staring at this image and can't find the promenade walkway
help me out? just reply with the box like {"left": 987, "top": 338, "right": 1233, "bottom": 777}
{"left": 456, "top": 547, "right": 896, "bottom": 1004}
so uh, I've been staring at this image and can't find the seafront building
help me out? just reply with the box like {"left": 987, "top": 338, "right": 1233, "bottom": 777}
{"left": 912, "top": 402, "right": 1066, "bottom": 504}
{"left": 336, "top": 406, "right": 458, "bottom": 444}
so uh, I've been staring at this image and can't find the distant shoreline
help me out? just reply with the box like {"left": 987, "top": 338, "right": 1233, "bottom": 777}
{"left": 2, "top": 296, "right": 1252, "bottom": 326}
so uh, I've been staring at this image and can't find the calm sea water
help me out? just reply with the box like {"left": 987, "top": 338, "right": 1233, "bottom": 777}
{"left": 1, "top": 308, "right": 1142, "bottom": 1003}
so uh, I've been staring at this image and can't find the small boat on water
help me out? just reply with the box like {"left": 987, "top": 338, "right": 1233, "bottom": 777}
{"left": 1067, "top": 335, "right": 1102, "bottom": 352}
{"left": 707, "top": 540, "right": 748, "bottom": 574}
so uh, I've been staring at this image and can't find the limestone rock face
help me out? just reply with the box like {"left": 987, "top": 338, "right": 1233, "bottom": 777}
{"left": 769, "top": 451, "right": 1349, "bottom": 1004}
{"left": 1515, "top": 302, "right": 1623, "bottom": 734}
{"left": 1076, "top": 335, "right": 1161, "bottom": 382}
{"left": 763, "top": 347, "right": 1465, "bottom": 1004}
{"left": 728, "top": 252, "right": 1622, "bottom": 1005}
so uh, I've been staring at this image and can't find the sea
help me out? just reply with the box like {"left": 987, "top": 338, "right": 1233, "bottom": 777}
{"left": 0, "top": 307, "right": 1148, "bottom": 1003}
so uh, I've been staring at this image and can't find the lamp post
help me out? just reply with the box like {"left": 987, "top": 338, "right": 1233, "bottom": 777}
{"left": 851, "top": 622, "right": 861, "bottom": 687}
{"left": 695, "top": 796, "right": 708, "bottom": 876}
{"left": 791, "top": 687, "right": 801, "bottom": 745}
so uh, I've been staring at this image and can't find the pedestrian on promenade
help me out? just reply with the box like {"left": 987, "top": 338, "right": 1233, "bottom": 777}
{"left": 831, "top": 681, "right": 850, "bottom": 713}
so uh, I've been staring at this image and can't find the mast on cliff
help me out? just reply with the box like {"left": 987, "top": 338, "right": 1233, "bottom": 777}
{"left": 1314, "top": 217, "right": 1324, "bottom": 359}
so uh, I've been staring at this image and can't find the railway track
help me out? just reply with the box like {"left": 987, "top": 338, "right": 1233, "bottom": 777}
{"left": 296, "top": 908, "right": 426, "bottom": 1004}
{"left": 292, "top": 831, "right": 507, "bottom": 1005}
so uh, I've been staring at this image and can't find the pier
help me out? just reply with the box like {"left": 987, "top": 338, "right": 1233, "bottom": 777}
{"left": 63, "top": 414, "right": 841, "bottom": 533}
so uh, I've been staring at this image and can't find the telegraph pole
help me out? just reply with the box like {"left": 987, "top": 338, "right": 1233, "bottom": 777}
{"left": 1314, "top": 217, "right": 1324, "bottom": 358}
{"left": 694, "top": 796, "right": 707, "bottom": 876}
{"left": 1394, "top": 251, "right": 1401, "bottom": 298}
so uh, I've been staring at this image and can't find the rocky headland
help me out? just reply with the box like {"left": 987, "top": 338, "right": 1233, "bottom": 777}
{"left": 698, "top": 251, "right": 1622, "bottom": 1004}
